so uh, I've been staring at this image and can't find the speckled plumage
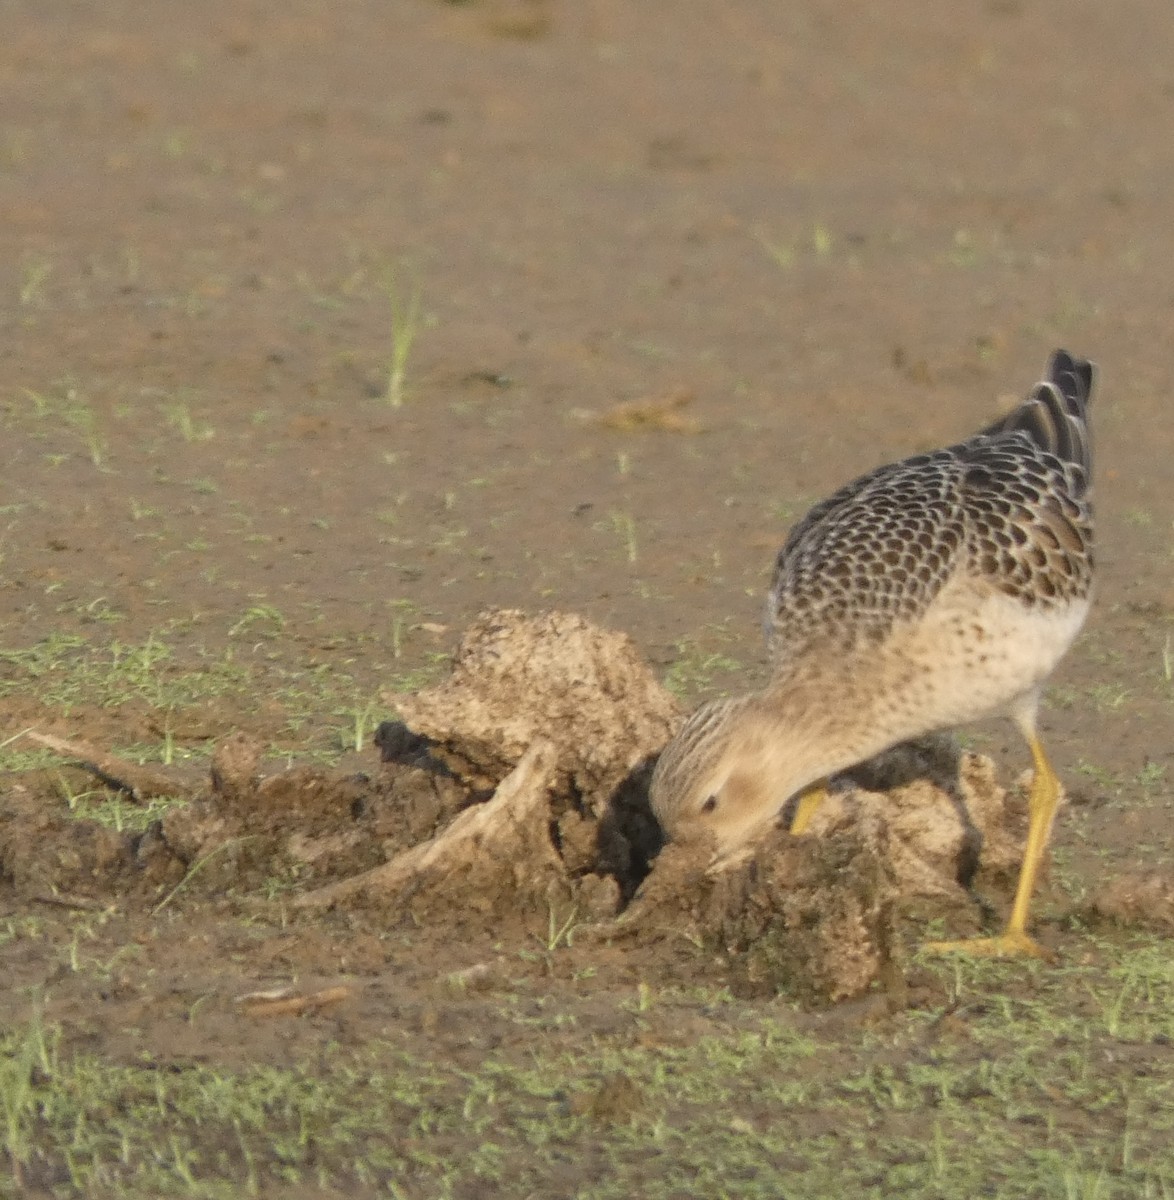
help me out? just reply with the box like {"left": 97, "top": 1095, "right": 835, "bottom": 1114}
{"left": 651, "top": 351, "right": 1095, "bottom": 956}
{"left": 765, "top": 351, "right": 1093, "bottom": 666}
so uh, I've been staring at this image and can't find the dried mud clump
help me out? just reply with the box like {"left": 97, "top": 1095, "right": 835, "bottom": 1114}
{"left": 294, "top": 740, "right": 571, "bottom": 928}
{"left": 627, "top": 821, "right": 898, "bottom": 1006}
{"left": 1082, "top": 872, "right": 1174, "bottom": 932}
{"left": 814, "top": 738, "right": 1025, "bottom": 907}
{"left": 0, "top": 783, "right": 174, "bottom": 902}
{"left": 387, "top": 608, "right": 681, "bottom": 807}
{"left": 297, "top": 609, "right": 683, "bottom": 920}
{"left": 157, "top": 742, "right": 470, "bottom": 903}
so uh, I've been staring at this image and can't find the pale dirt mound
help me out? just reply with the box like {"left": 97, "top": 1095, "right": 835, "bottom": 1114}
{"left": 388, "top": 608, "right": 682, "bottom": 806}
{"left": 293, "top": 608, "right": 683, "bottom": 923}
{"left": 818, "top": 737, "right": 1025, "bottom": 903}
{"left": 0, "top": 608, "right": 1059, "bottom": 1003}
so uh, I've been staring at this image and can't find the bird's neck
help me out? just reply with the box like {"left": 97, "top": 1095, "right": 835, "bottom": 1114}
{"left": 748, "top": 656, "right": 884, "bottom": 799}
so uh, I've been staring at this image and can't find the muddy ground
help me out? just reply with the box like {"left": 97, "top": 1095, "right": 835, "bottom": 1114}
{"left": 1, "top": 1, "right": 1173, "bottom": 1196}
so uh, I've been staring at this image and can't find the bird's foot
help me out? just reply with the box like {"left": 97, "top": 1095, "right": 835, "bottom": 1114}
{"left": 921, "top": 930, "right": 1057, "bottom": 963}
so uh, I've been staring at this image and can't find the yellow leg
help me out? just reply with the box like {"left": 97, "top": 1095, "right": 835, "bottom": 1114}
{"left": 923, "top": 731, "right": 1061, "bottom": 960}
{"left": 789, "top": 782, "right": 828, "bottom": 835}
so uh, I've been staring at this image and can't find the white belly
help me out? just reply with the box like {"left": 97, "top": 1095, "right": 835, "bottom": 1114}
{"left": 894, "top": 583, "right": 1090, "bottom": 729}
{"left": 800, "top": 580, "right": 1090, "bottom": 778}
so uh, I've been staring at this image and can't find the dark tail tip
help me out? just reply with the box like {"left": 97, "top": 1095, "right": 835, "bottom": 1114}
{"left": 1045, "top": 349, "right": 1096, "bottom": 416}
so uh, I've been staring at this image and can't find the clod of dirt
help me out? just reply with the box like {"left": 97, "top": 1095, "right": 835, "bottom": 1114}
{"left": 810, "top": 741, "right": 1025, "bottom": 903}
{"left": 625, "top": 819, "right": 897, "bottom": 1006}
{"left": 387, "top": 608, "right": 681, "bottom": 811}
{"left": 162, "top": 765, "right": 372, "bottom": 876}
{"left": 210, "top": 731, "right": 264, "bottom": 802}
{"left": 1083, "top": 872, "right": 1174, "bottom": 931}
{"left": 0, "top": 784, "right": 182, "bottom": 902}
{"left": 159, "top": 747, "right": 470, "bottom": 900}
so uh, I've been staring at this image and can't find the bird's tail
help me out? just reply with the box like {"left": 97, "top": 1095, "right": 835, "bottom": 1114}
{"left": 999, "top": 349, "right": 1095, "bottom": 484}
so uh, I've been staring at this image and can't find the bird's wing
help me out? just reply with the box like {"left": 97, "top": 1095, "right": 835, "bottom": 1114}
{"left": 765, "top": 449, "right": 967, "bottom": 666}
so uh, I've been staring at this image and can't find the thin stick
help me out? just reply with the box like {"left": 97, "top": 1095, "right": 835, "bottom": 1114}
{"left": 21, "top": 730, "right": 189, "bottom": 802}
{"left": 237, "top": 986, "right": 352, "bottom": 1017}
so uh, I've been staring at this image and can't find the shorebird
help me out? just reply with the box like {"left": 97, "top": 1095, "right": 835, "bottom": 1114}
{"left": 650, "top": 350, "right": 1095, "bottom": 958}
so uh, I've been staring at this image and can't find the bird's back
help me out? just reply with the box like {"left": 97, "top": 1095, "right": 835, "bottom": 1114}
{"left": 765, "top": 351, "right": 1096, "bottom": 670}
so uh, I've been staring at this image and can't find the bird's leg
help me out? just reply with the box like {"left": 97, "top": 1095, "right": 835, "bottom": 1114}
{"left": 789, "top": 781, "right": 828, "bottom": 835}
{"left": 923, "top": 732, "right": 1060, "bottom": 960}
{"left": 1004, "top": 732, "right": 1062, "bottom": 937}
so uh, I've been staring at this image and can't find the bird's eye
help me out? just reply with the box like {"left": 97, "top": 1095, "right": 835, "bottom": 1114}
{"left": 701, "top": 794, "right": 718, "bottom": 814}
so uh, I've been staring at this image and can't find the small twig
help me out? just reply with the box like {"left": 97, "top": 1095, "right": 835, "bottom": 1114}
{"left": 21, "top": 730, "right": 190, "bottom": 802}
{"left": 29, "top": 891, "right": 109, "bottom": 912}
{"left": 236, "top": 985, "right": 352, "bottom": 1018}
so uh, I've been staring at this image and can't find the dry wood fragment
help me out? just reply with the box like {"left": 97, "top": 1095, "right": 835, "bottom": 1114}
{"left": 236, "top": 985, "right": 352, "bottom": 1017}
{"left": 29, "top": 891, "right": 110, "bottom": 912}
{"left": 23, "top": 730, "right": 191, "bottom": 801}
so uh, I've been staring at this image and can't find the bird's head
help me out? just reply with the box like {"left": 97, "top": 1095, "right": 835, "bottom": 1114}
{"left": 649, "top": 695, "right": 795, "bottom": 856}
